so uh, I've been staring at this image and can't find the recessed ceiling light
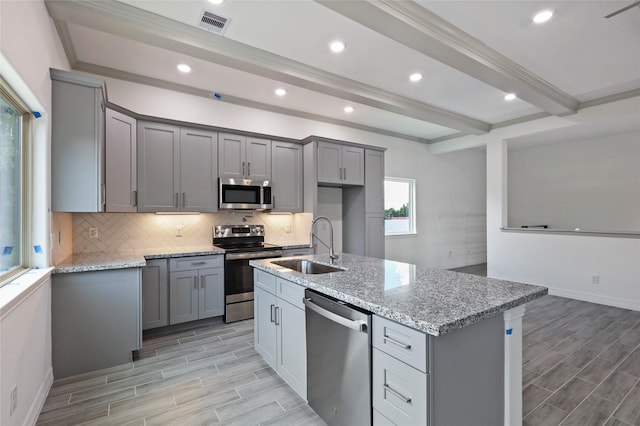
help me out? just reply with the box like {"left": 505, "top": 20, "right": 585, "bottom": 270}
{"left": 208, "top": 0, "right": 224, "bottom": 4}
{"left": 504, "top": 93, "right": 517, "bottom": 101}
{"left": 344, "top": 106, "right": 354, "bottom": 113}
{"left": 533, "top": 10, "right": 553, "bottom": 23}
{"left": 409, "top": 73, "right": 423, "bottom": 82}
{"left": 275, "top": 88, "right": 287, "bottom": 96}
{"left": 329, "top": 40, "right": 346, "bottom": 53}
{"left": 177, "top": 64, "right": 191, "bottom": 73}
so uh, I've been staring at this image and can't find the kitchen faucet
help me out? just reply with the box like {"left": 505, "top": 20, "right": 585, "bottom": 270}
{"left": 310, "top": 216, "right": 338, "bottom": 263}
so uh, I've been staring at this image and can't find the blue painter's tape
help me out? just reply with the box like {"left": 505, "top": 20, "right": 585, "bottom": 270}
{"left": 213, "top": 93, "right": 221, "bottom": 99}
{"left": 2, "top": 246, "right": 13, "bottom": 255}
{"left": 505, "top": 328, "right": 513, "bottom": 335}
{"left": 34, "top": 245, "right": 43, "bottom": 253}
{"left": 33, "top": 111, "right": 42, "bottom": 118}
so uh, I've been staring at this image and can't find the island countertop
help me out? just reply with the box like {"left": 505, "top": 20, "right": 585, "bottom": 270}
{"left": 250, "top": 253, "right": 548, "bottom": 336}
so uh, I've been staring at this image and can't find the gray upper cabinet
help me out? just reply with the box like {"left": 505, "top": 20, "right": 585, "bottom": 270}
{"left": 317, "top": 141, "right": 364, "bottom": 186}
{"left": 271, "top": 141, "right": 303, "bottom": 212}
{"left": 219, "top": 133, "right": 271, "bottom": 181}
{"left": 51, "top": 69, "right": 106, "bottom": 212}
{"left": 105, "top": 108, "right": 137, "bottom": 212}
{"left": 137, "top": 121, "right": 218, "bottom": 212}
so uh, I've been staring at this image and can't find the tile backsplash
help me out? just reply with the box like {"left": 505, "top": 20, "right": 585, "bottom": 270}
{"left": 72, "top": 211, "right": 312, "bottom": 253}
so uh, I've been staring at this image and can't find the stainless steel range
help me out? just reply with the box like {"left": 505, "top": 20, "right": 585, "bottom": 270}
{"left": 214, "top": 225, "right": 282, "bottom": 323}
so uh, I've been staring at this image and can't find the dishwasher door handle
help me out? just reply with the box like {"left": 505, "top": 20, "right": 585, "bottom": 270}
{"left": 303, "top": 297, "right": 367, "bottom": 332}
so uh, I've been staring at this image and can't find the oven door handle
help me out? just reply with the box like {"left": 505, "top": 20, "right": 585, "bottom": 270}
{"left": 225, "top": 250, "right": 283, "bottom": 261}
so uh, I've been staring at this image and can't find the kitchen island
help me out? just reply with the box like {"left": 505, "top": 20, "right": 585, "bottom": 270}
{"left": 250, "top": 253, "right": 548, "bottom": 426}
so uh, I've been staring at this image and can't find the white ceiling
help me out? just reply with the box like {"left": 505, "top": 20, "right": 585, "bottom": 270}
{"left": 45, "top": 0, "right": 640, "bottom": 145}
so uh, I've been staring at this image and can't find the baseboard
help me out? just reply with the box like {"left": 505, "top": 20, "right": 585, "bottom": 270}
{"left": 25, "top": 366, "right": 53, "bottom": 426}
{"left": 547, "top": 287, "right": 640, "bottom": 311}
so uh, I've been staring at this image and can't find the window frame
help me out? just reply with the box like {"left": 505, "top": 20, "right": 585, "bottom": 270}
{"left": 0, "top": 77, "right": 31, "bottom": 286}
{"left": 384, "top": 176, "right": 417, "bottom": 236}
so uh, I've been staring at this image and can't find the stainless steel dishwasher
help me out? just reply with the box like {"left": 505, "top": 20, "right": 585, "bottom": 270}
{"left": 304, "top": 289, "right": 372, "bottom": 426}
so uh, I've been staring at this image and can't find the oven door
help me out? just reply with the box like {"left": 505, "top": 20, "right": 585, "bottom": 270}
{"left": 224, "top": 250, "right": 282, "bottom": 322}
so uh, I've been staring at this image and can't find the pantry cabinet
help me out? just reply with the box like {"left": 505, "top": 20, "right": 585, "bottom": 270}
{"left": 137, "top": 122, "right": 218, "bottom": 212}
{"left": 219, "top": 133, "right": 271, "bottom": 181}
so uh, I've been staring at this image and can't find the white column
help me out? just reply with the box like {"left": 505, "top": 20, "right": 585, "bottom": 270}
{"left": 504, "top": 305, "right": 526, "bottom": 426}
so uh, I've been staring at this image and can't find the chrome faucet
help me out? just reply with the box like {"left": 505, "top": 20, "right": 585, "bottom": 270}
{"left": 310, "top": 216, "right": 338, "bottom": 263}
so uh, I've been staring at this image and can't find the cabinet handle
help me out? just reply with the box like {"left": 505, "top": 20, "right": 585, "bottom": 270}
{"left": 191, "top": 261, "right": 207, "bottom": 266}
{"left": 175, "top": 193, "right": 179, "bottom": 208}
{"left": 133, "top": 190, "right": 138, "bottom": 207}
{"left": 272, "top": 196, "right": 276, "bottom": 209}
{"left": 201, "top": 275, "right": 205, "bottom": 289}
{"left": 242, "top": 161, "right": 246, "bottom": 176}
{"left": 193, "top": 276, "right": 197, "bottom": 289}
{"left": 343, "top": 167, "right": 347, "bottom": 180}
{"left": 383, "top": 384, "right": 412, "bottom": 403}
{"left": 339, "top": 167, "right": 343, "bottom": 180}
{"left": 101, "top": 184, "right": 106, "bottom": 210}
{"left": 383, "top": 334, "right": 412, "bottom": 349}
{"left": 275, "top": 306, "right": 280, "bottom": 325}
{"left": 247, "top": 162, "right": 251, "bottom": 176}
{"left": 270, "top": 304, "right": 275, "bottom": 323}
{"left": 182, "top": 192, "right": 186, "bottom": 208}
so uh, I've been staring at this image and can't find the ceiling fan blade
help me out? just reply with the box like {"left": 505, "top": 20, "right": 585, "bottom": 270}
{"left": 605, "top": 0, "right": 640, "bottom": 18}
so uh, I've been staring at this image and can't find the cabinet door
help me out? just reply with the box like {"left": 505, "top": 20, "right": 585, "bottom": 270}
{"left": 254, "top": 286, "right": 278, "bottom": 369}
{"left": 365, "top": 149, "right": 385, "bottom": 213}
{"left": 271, "top": 141, "right": 303, "bottom": 212}
{"left": 180, "top": 128, "right": 218, "bottom": 212}
{"left": 246, "top": 137, "right": 272, "bottom": 181}
{"left": 342, "top": 145, "right": 365, "bottom": 186}
{"left": 106, "top": 108, "right": 137, "bottom": 212}
{"left": 366, "top": 213, "right": 385, "bottom": 259}
{"left": 276, "top": 299, "right": 307, "bottom": 399}
{"left": 169, "top": 270, "right": 199, "bottom": 325}
{"left": 218, "top": 133, "right": 246, "bottom": 179}
{"left": 51, "top": 74, "right": 105, "bottom": 212}
{"left": 317, "top": 141, "right": 342, "bottom": 184}
{"left": 137, "top": 122, "right": 180, "bottom": 212}
{"left": 198, "top": 267, "right": 224, "bottom": 319}
{"left": 142, "top": 259, "right": 168, "bottom": 330}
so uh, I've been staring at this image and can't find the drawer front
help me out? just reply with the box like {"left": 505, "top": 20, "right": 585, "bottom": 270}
{"left": 169, "top": 255, "right": 223, "bottom": 271}
{"left": 374, "top": 408, "right": 397, "bottom": 426}
{"left": 373, "top": 315, "right": 428, "bottom": 373}
{"left": 276, "top": 277, "right": 305, "bottom": 309}
{"left": 254, "top": 269, "right": 277, "bottom": 294}
{"left": 373, "top": 348, "right": 428, "bottom": 426}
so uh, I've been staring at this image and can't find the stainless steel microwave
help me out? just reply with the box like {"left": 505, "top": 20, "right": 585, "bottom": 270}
{"left": 219, "top": 178, "right": 273, "bottom": 210}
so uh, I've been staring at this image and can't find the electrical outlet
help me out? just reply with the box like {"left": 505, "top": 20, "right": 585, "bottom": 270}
{"left": 89, "top": 227, "right": 98, "bottom": 239}
{"left": 176, "top": 226, "right": 183, "bottom": 237}
{"left": 285, "top": 224, "right": 291, "bottom": 233}
{"left": 591, "top": 274, "right": 600, "bottom": 284}
{"left": 10, "top": 385, "right": 17, "bottom": 416}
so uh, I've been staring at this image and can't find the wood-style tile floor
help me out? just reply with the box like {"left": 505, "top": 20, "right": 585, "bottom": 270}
{"left": 37, "top": 295, "right": 640, "bottom": 426}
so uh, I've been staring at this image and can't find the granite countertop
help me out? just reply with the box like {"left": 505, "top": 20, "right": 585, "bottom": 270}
{"left": 54, "top": 246, "right": 226, "bottom": 274}
{"left": 250, "top": 253, "right": 548, "bottom": 336}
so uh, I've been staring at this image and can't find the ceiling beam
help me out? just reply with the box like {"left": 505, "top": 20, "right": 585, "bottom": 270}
{"left": 316, "top": 0, "right": 580, "bottom": 117}
{"left": 44, "top": 0, "right": 491, "bottom": 135}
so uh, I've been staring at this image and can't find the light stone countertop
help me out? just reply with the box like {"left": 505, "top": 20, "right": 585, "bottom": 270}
{"left": 53, "top": 246, "right": 226, "bottom": 274}
{"left": 250, "top": 253, "right": 548, "bottom": 336}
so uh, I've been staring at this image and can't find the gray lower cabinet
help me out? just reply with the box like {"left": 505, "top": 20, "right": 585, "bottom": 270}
{"left": 51, "top": 268, "right": 142, "bottom": 379}
{"left": 50, "top": 69, "right": 106, "bottom": 212}
{"left": 271, "top": 141, "right": 303, "bottom": 212}
{"left": 142, "top": 259, "right": 168, "bottom": 330}
{"left": 254, "top": 270, "right": 307, "bottom": 399}
{"left": 169, "top": 255, "right": 224, "bottom": 325}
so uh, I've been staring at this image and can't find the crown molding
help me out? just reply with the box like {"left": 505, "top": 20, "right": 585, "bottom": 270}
{"left": 316, "top": 0, "right": 579, "bottom": 116}
{"left": 44, "top": 0, "right": 490, "bottom": 135}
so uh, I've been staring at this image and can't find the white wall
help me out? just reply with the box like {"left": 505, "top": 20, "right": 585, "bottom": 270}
{"left": 1, "top": 1, "right": 70, "bottom": 424}
{"left": 101, "top": 78, "right": 487, "bottom": 268}
{"left": 478, "top": 97, "right": 640, "bottom": 310}
{"left": 508, "top": 131, "right": 640, "bottom": 231}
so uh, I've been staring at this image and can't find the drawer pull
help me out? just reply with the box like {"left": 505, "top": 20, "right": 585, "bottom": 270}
{"left": 191, "top": 261, "right": 207, "bottom": 266}
{"left": 270, "top": 304, "right": 275, "bottom": 323}
{"left": 384, "top": 384, "right": 412, "bottom": 403}
{"left": 384, "top": 334, "right": 412, "bottom": 349}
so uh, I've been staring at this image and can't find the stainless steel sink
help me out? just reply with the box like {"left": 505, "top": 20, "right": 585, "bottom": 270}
{"left": 272, "top": 259, "right": 344, "bottom": 274}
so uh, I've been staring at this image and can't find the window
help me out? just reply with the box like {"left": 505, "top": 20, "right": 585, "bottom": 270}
{"left": 384, "top": 177, "right": 416, "bottom": 235}
{"left": 0, "top": 81, "right": 28, "bottom": 285}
